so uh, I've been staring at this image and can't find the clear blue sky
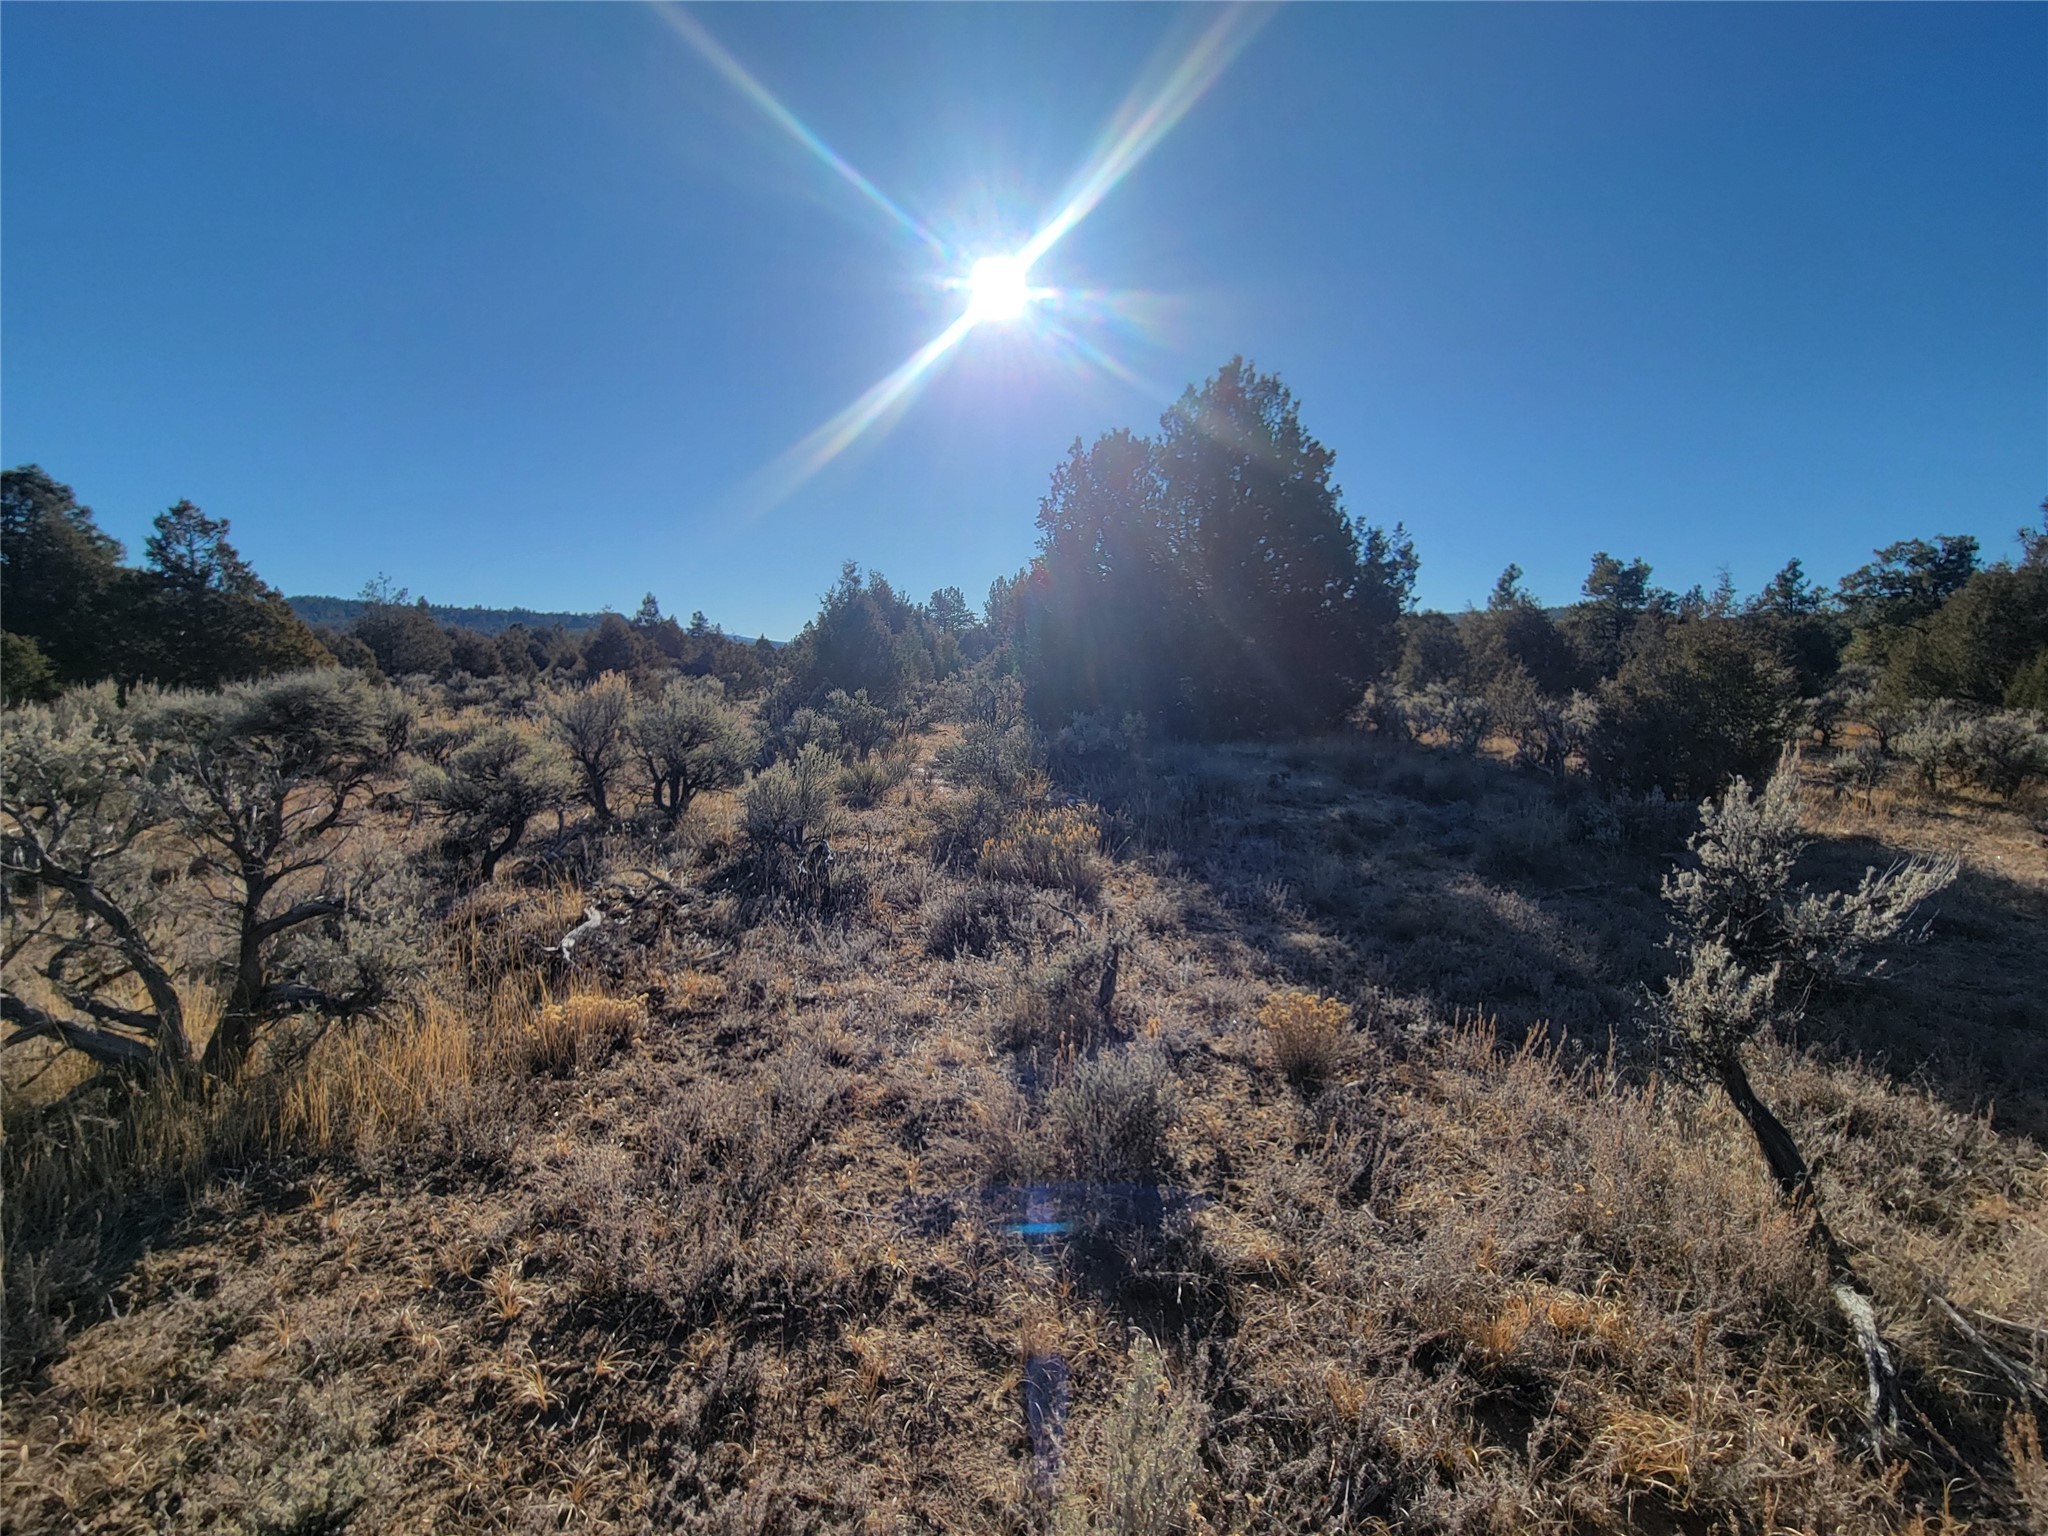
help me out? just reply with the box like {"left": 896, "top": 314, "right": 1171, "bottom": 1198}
{"left": 4, "top": 3, "right": 2042, "bottom": 638}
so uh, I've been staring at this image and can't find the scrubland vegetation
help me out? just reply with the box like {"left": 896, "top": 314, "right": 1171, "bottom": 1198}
{"left": 4, "top": 364, "right": 2046, "bottom": 1532}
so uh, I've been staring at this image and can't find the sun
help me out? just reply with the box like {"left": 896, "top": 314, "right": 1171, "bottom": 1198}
{"left": 966, "top": 254, "right": 1032, "bottom": 322}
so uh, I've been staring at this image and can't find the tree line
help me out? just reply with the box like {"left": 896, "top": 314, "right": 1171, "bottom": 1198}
{"left": 7, "top": 356, "right": 2046, "bottom": 804}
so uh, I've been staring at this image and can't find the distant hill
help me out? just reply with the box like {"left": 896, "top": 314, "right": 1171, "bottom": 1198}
{"left": 287, "top": 595, "right": 771, "bottom": 645}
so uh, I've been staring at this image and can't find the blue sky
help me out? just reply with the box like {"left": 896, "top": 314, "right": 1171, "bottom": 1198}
{"left": 4, "top": 3, "right": 2042, "bottom": 638}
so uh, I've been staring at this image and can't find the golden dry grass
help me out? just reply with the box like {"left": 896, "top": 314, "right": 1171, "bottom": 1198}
{"left": 4, "top": 719, "right": 2045, "bottom": 1533}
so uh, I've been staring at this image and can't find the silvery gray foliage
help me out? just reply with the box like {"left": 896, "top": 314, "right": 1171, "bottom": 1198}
{"left": 1657, "top": 940, "right": 1781, "bottom": 1068}
{"left": 628, "top": 676, "right": 750, "bottom": 824}
{"left": 1953, "top": 710, "right": 2048, "bottom": 801}
{"left": 741, "top": 745, "right": 840, "bottom": 856}
{"left": 4, "top": 671, "right": 426, "bottom": 1074}
{"left": 1662, "top": 766, "right": 1957, "bottom": 996}
{"left": 1896, "top": 701, "right": 1974, "bottom": 793}
{"left": 934, "top": 718, "right": 1039, "bottom": 798}
{"left": 1397, "top": 683, "right": 1491, "bottom": 756}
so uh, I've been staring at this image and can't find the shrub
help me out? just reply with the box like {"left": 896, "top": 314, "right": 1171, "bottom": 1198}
{"left": 1259, "top": 990, "right": 1351, "bottom": 1088}
{"left": 1398, "top": 682, "right": 1491, "bottom": 755}
{"left": 1055, "top": 1335, "right": 1205, "bottom": 1536}
{"left": 414, "top": 724, "right": 574, "bottom": 883}
{"left": 1047, "top": 1045, "right": 1179, "bottom": 1181}
{"left": 935, "top": 718, "right": 1038, "bottom": 798}
{"left": 822, "top": 688, "right": 890, "bottom": 759}
{"left": 1954, "top": 710, "right": 2048, "bottom": 801}
{"left": 839, "top": 750, "right": 909, "bottom": 809}
{"left": 926, "top": 785, "right": 1008, "bottom": 870}
{"left": 548, "top": 672, "right": 633, "bottom": 823}
{"left": 1586, "top": 619, "right": 1800, "bottom": 798}
{"left": 628, "top": 676, "right": 750, "bottom": 824}
{"left": 923, "top": 881, "right": 1022, "bottom": 959}
{"left": 979, "top": 804, "right": 1104, "bottom": 902}
{"left": 741, "top": 745, "right": 840, "bottom": 857}
{"left": 773, "top": 705, "right": 840, "bottom": 761}
{"left": 1662, "top": 767, "right": 1957, "bottom": 992}
{"left": 1896, "top": 702, "right": 1972, "bottom": 794}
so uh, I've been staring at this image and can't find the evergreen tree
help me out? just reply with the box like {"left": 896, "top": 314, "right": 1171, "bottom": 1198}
{"left": 130, "top": 501, "right": 329, "bottom": 688}
{"left": 0, "top": 465, "right": 130, "bottom": 685}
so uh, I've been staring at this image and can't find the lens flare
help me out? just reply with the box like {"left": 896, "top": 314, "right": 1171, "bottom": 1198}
{"left": 686, "top": 1, "right": 1269, "bottom": 516}
{"left": 745, "top": 311, "right": 978, "bottom": 515}
{"left": 1021, "top": 3, "right": 1270, "bottom": 268}
{"left": 653, "top": 3, "right": 947, "bottom": 257}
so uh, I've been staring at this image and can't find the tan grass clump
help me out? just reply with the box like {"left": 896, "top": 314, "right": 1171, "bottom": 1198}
{"left": 1259, "top": 989, "right": 1352, "bottom": 1087}
{"left": 980, "top": 804, "right": 1104, "bottom": 903}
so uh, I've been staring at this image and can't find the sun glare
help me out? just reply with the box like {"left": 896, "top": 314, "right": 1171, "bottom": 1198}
{"left": 967, "top": 254, "right": 1032, "bottom": 323}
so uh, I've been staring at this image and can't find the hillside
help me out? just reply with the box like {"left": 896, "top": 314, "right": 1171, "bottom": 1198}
{"left": 286, "top": 595, "right": 613, "bottom": 636}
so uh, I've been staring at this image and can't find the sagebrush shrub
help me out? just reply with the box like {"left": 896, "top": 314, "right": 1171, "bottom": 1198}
{"left": 1047, "top": 1046, "right": 1179, "bottom": 1181}
{"left": 1663, "top": 768, "right": 1956, "bottom": 990}
{"left": 924, "top": 882, "right": 1021, "bottom": 959}
{"left": 979, "top": 804, "right": 1104, "bottom": 902}
{"left": 838, "top": 751, "right": 908, "bottom": 809}
{"left": 1259, "top": 990, "right": 1352, "bottom": 1087}
{"left": 1055, "top": 1335, "right": 1205, "bottom": 1536}
{"left": 741, "top": 745, "right": 840, "bottom": 856}
{"left": 1955, "top": 710, "right": 2048, "bottom": 801}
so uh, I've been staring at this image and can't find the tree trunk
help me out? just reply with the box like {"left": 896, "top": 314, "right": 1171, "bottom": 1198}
{"left": 480, "top": 815, "right": 529, "bottom": 883}
{"left": 1717, "top": 1049, "right": 1905, "bottom": 1450}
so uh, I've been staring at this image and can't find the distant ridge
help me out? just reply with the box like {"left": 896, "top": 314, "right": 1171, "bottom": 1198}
{"left": 286, "top": 595, "right": 770, "bottom": 645}
{"left": 287, "top": 595, "right": 607, "bottom": 636}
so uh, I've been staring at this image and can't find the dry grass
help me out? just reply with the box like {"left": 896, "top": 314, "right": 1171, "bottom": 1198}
{"left": 981, "top": 802, "right": 1108, "bottom": 904}
{"left": 1259, "top": 988, "right": 1352, "bottom": 1088}
{"left": 4, "top": 717, "right": 2045, "bottom": 1533}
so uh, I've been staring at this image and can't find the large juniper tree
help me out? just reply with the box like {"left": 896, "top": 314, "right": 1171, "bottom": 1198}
{"left": 1019, "top": 359, "right": 1416, "bottom": 738}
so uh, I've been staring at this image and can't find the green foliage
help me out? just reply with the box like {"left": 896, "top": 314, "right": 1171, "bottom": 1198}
{"left": 1838, "top": 533, "right": 1980, "bottom": 665}
{"left": 351, "top": 591, "right": 453, "bottom": 677}
{"left": 838, "top": 748, "right": 910, "bottom": 808}
{"left": 1879, "top": 560, "right": 2048, "bottom": 709}
{"left": 0, "top": 466, "right": 127, "bottom": 687}
{"left": 1465, "top": 569, "right": 1576, "bottom": 696}
{"left": 935, "top": 717, "right": 1039, "bottom": 800}
{"left": 1019, "top": 359, "right": 1416, "bottom": 738}
{"left": 128, "top": 501, "right": 332, "bottom": 689}
{"left": 1568, "top": 551, "right": 1659, "bottom": 681}
{"left": 1394, "top": 610, "right": 1467, "bottom": 690}
{"left": 1585, "top": 620, "right": 1800, "bottom": 798}
{"left": 2, "top": 632, "right": 61, "bottom": 705}
{"left": 1951, "top": 711, "right": 2048, "bottom": 801}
